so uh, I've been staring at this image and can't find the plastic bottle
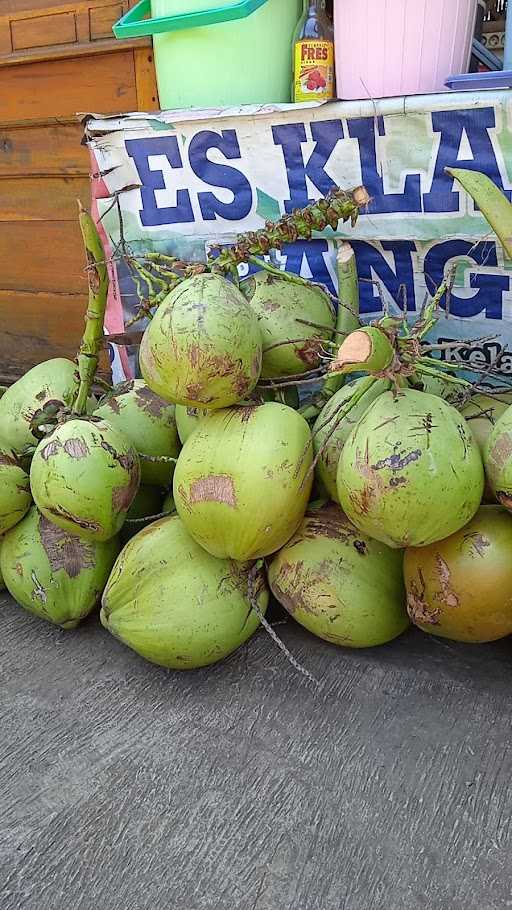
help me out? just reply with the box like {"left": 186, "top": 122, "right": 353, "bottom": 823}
{"left": 292, "top": 0, "right": 335, "bottom": 102}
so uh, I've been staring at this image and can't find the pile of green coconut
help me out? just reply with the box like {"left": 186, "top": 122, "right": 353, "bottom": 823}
{"left": 2, "top": 172, "right": 512, "bottom": 678}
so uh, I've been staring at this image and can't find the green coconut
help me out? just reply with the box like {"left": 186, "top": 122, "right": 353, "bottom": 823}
{"left": 463, "top": 391, "right": 512, "bottom": 502}
{"left": 484, "top": 404, "right": 512, "bottom": 510}
{"left": 30, "top": 418, "right": 140, "bottom": 542}
{"left": 1, "top": 507, "right": 120, "bottom": 629}
{"left": 0, "top": 538, "right": 5, "bottom": 591}
{"left": 174, "top": 391, "right": 301, "bottom": 446}
{"left": 174, "top": 386, "right": 302, "bottom": 446}
{"left": 95, "top": 380, "right": 180, "bottom": 486}
{"left": 404, "top": 506, "right": 512, "bottom": 643}
{"left": 313, "top": 378, "right": 391, "bottom": 503}
{"left": 240, "top": 271, "right": 335, "bottom": 378}
{"left": 120, "top": 485, "right": 164, "bottom": 544}
{"left": 175, "top": 405, "right": 210, "bottom": 444}
{"left": 0, "top": 449, "right": 32, "bottom": 533}
{"left": 101, "top": 515, "right": 268, "bottom": 670}
{"left": 269, "top": 503, "right": 408, "bottom": 647}
{"left": 337, "top": 389, "right": 484, "bottom": 548}
{"left": 139, "top": 273, "right": 262, "bottom": 408}
{"left": 462, "top": 391, "right": 512, "bottom": 454}
{"left": 173, "top": 402, "right": 313, "bottom": 560}
{"left": 0, "top": 359, "right": 80, "bottom": 454}
{"left": 162, "top": 491, "right": 176, "bottom": 515}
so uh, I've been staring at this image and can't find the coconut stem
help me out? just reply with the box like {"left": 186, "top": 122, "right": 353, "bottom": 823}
{"left": 262, "top": 338, "right": 324, "bottom": 355}
{"left": 208, "top": 186, "right": 370, "bottom": 273}
{"left": 295, "top": 318, "right": 346, "bottom": 338}
{"left": 73, "top": 202, "right": 109, "bottom": 415}
{"left": 304, "top": 375, "right": 378, "bottom": 484}
{"left": 318, "top": 241, "right": 361, "bottom": 391}
{"left": 414, "top": 360, "right": 472, "bottom": 389}
{"left": 247, "top": 256, "right": 322, "bottom": 291}
{"left": 121, "top": 187, "right": 368, "bottom": 322}
{"left": 132, "top": 262, "right": 168, "bottom": 294}
{"left": 414, "top": 272, "right": 455, "bottom": 341}
{"left": 336, "top": 242, "right": 361, "bottom": 336}
{"left": 299, "top": 243, "right": 362, "bottom": 421}
{"left": 258, "top": 365, "right": 325, "bottom": 386}
{"left": 125, "top": 301, "right": 158, "bottom": 329}
{"left": 418, "top": 355, "right": 512, "bottom": 386}
{"left": 248, "top": 561, "right": 320, "bottom": 689}
{"left": 125, "top": 509, "right": 174, "bottom": 525}
{"left": 258, "top": 375, "right": 326, "bottom": 390}
{"left": 143, "top": 251, "right": 202, "bottom": 269}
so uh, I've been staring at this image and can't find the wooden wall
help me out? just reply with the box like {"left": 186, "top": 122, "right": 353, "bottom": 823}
{"left": 0, "top": 0, "right": 159, "bottom": 384}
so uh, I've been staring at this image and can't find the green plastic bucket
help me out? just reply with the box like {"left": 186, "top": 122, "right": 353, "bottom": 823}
{"left": 114, "top": 0, "right": 301, "bottom": 109}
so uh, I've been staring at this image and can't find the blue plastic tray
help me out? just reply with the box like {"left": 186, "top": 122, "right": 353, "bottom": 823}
{"left": 446, "top": 71, "right": 512, "bottom": 91}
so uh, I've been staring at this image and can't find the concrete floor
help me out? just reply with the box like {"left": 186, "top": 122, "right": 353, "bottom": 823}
{"left": 1, "top": 590, "right": 512, "bottom": 910}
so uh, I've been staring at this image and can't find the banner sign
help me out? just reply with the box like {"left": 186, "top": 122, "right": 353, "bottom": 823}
{"left": 85, "top": 91, "right": 512, "bottom": 382}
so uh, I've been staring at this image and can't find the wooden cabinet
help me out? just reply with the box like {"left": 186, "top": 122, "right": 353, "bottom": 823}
{"left": 0, "top": 0, "right": 160, "bottom": 384}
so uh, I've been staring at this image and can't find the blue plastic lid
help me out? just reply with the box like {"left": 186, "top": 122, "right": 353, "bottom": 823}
{"left": 445, "top": 71, "right": 512, "bottom": 91}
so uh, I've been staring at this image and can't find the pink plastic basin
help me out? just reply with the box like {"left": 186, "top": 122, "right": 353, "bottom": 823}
{"left": 334, "top": 0, "right": 478, "bottom": 99}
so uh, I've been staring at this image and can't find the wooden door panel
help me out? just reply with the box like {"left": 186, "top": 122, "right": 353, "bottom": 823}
{"left": 1, "top": 51, "right": 138, "bottom": 122}
{"left": 0, "top": 176, "right": 91, "bottom": 220}
{"left": 0, "top": 0, "right": 140, "bottom": 64}
{"left": 0, "top": 2, "right": 159, "bottom": 380}
{"left": 10, "top": 11, "right": 78, "bottom": 51}
{"left": 0, "top": 289, "right": 88, "bottom": 384}
{"left": 0, "top": 123, "right": 89, "bottom": 177}
{"left": 0, "top": 220, "right": 86, "bottom": 293}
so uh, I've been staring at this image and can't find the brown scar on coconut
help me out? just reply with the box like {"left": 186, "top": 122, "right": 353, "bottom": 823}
{"left": 63, "top": 438, "right": 90, "bottom": 459}
{"left": 434, "top": 554, "right": 459, "bottom": 608}
{"left": 297, "top": 338, "right": 325, "bottom": 366}
{"left": 134, "top": 385, "right": 167, "bottom": 418}
{"left": 47, "top": 505, "right": 102, "bottom": 535}
{"left": 406, "top": 575, "right": 441, "bottom": 626}
{"left": 112, "top": 471, "right": 140, "bottom": 512}
{"left": 39, "top": 516, "right": 94, "bottom": 578}
{"left": 40, "top": 439, "right": 61, "bottom": 460}
{"left": 497, "top": 491, "right": 512, "bottom": 509}
{"left": 463, "top": 532, "right": 491, "bottom": 558}
{"left": 489, "top": 434, "right": 512, "bottom": 469}
{"left": 272, "top": 559, "right": 317, "bottom": 615}
{"left": 185, "top": 383, "right": 207, "bottom": 402}
{"left": 303, "top": 505, "right": 348, "bottom": 541}
{"left": 100, "top": 439, "right": 137, "bottom": 473}
{"left": 188, "top": 475, "right": 238, "bottom": 508}
{"left": 0, "top": 451, "right": 21, "bottom": 468}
